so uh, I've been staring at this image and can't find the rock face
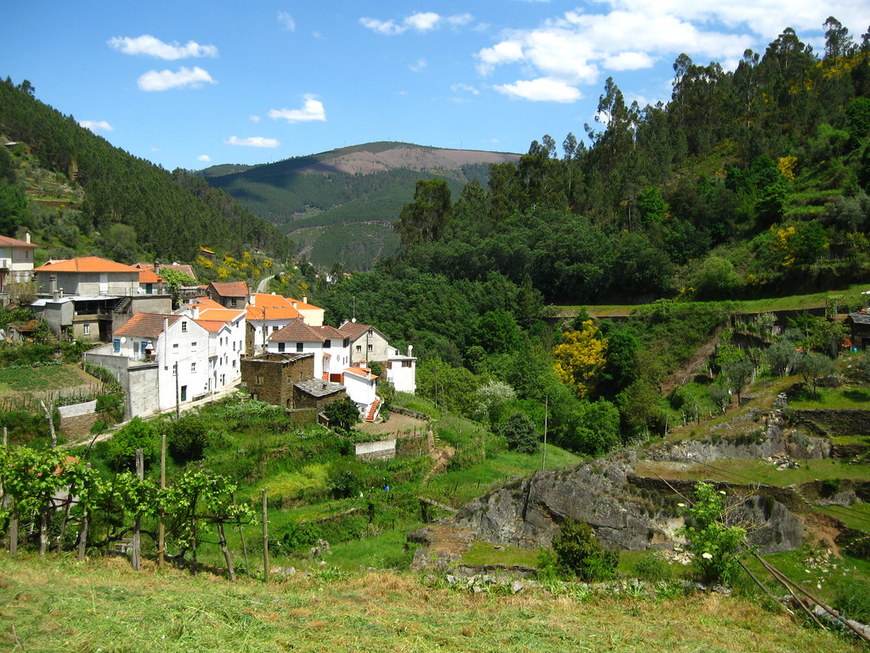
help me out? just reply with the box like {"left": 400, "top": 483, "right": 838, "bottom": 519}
{"left": 450, "top": 393, "right": 813, "bottom": 556}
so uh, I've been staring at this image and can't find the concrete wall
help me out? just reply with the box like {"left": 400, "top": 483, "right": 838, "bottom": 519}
{"left": 355, "top": 439, "right": 396, "bottom": 461}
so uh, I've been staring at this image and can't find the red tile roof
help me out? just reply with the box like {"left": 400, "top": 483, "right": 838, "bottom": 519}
{"left": 246, "top": 293, "right": 302, "bottom": 321}
{"left": 269, "top": 319, "right": 324, "bottom": 343}
{"left": 138, "top": 269, "right": 163, "bottom": 284}
{"left": 34, "top": 256, "right": 139, "bottom": 273}
{"left": 209, "top": 281, "right": 249, "bottom": 297}
{"left": 194, "top": 319, "right": 228, "bottom": 333}
{"left": 114, "top": 313, "right": 180, "bottom": 338}
{"left": 345, "top": 366, "right": 378, "bottom": 380}
{"left": 338, "top": 321, "right": 375, "bottom": 340}
{"left": 0, "top": 235, "right": 37, "bottom": 248}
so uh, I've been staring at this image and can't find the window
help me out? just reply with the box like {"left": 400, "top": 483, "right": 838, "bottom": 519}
{"left": 355, "top": 345, "right": 362, "bottom": 352}
{"left": 173, "top": 343, "right": 179, "bottom": 350}
{"left": 112, "top": 338, "right": 120, "bottom": 353}
{"left": 386, "top": 361, "right": 393, "bottom": 369}
{"left": 191, "top": 341, "right": 198, "bottom": 351}
{"left": 180, "top": 385, "right": 187, "bottom": 401}
{"left": 296, "top": 342, "right": 303, "bottom": 352}
{"left": 181, "top": 321, "right": 187, "bottom": 332}
{"left": 402, "top": 360, "right": 412, "bottom": 368}
{"left": 278, "top": 342, "right": 285, "bottom": 353}
{"left": 343, "top": 338, "right": 349, "bottom": 347}
{"left": 368, "top": 344, "right": 373, "bottom": 352}
{"left": 324, "top": 339, "right": 331, "bottom": 349}
{"left": 272, "top": 325, "right": 279, "bottom": 332}
{"left": 191, "top": 362, "right": 196, "bottom": 373}
{"left": 83, "top": 324, "right": 90, "bottom": 336}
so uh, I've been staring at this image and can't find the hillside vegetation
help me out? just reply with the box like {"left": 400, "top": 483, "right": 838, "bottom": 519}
{"left": 201, "top": 142, "right": 519, "bottom": 268}
{"left": 0, "top": 78, "right": 294, "bottom": 263}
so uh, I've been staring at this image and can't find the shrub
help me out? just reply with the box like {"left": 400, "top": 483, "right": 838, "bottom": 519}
{"left": 106, "top": 417, "right": 158, "bottom": 471}
{"left": 551, "top": 518, "right": 618, "bottom": 581}
{"left": 677, "top": 482, "right": 746, "bottom": 585}
{"left": 327, "top": 459, "right": 366, "bottom": 499}
{"left": 96, "top": 392, "right": 125, "bottom": 423}
{"left": 324, "top": 397, "right": 360, "bottom": 432}
{"left": 167, "top": 415, "right": 211, "bottom": 464}
{"left": 496, "top": 412, "right": 539, "bottom": 454}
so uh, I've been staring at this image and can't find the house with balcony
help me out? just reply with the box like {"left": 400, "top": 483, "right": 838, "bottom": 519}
{"left": 0, "top": 232, "right": 37, "bottom": 300}
{"left": 84, "top": 307, "right": 243, "bottom": 419}
{"left": 31, "top": 256, "right": 171, "bottom": 341}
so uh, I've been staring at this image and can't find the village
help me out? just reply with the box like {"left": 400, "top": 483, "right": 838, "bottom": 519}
{"left": 0, "top": 233, "right": 416, "bottom": 427}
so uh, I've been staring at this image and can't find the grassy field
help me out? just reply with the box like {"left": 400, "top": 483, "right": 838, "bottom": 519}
{"left": 0, "top": 363, "right": 97, "bottom": 395}
{"left": 0, "top": 554, "right": 864, "bottom": 653}
{"left": 789, "top": 387, "right": 870, "bottom": 410}
{"left": 557, "top": 284, "right": 870, "bottom": 318}
{"left": 634, "top": 458, "right": 870, "bottom": 487}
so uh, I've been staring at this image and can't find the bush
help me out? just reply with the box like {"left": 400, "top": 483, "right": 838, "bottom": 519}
{"left": 167, "top": 415, "right": 211, "bottom": 464}
{"left": 106, "top": 417, "right": 158, "bottom": 471}
{"left": 324, "top": 397, "right": 360, "bottom": 432}
{"left": 551, "top": 518, "right": 618, "bottom": 581}
{"left": 327, "top": 459, "right": 367, "bottom": 499}
{"left": 496, "top": 412, "right": 539, "bottom": 454}
{"left": 95, "top": 392, "right": 125, "bottom": 423}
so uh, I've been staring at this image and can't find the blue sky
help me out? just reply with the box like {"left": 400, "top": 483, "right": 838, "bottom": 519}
{"left": 3, "top": 1, "right": 866, "bottom": 170}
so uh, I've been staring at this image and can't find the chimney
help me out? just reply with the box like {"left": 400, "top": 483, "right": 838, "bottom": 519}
{"left": 50, "top": 274, "right": 57, "bottom": 295}
{"left": 292, "top": 302, "right": 297, "bottom": 309}
{"left": 302, "top": 296, "right": 308, "bottom": 304}
{"left": 24, "top": 230, "right": 31, "bottom": 244}
{"left": 249, "top": 294, "right": 256, "bottom": 306}
{"left": 407, "top": 345, "right": 413, "bottom": 357}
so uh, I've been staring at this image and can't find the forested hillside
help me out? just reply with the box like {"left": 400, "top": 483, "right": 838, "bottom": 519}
{"left": 0, "top": 78, "right": 294, "bottom": 263}
{"left": 201, "top": 142, "right": 518, "bottom": 268}
{"left": 311, "top": 18, "right": 870, "bottom": 455}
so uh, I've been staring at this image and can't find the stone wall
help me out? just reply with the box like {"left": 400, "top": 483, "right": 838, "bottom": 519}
{"left": 794, "top": 409, "right": 870, "bottom": 436}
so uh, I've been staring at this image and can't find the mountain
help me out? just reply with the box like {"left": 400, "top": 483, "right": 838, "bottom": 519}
{"left": 200, "top": 142, "right": 520, "bottom": 269}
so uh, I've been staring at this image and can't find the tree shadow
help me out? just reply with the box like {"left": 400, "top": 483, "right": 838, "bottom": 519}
{"left": 842, "top": 389, "right": 870, "bottom": 403}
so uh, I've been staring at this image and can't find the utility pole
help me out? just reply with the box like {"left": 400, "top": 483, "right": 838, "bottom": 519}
{"left": 542, "top": 395, "right": 548, "bottom": 471}
{"left": 174, "top": 362, "right": 180, "bottom": 419}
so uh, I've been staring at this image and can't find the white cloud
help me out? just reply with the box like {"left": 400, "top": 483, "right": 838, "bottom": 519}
{"left": 405, "top": 12, "right": 441, "bottom": 31}
{"left": 603, "top": 51, "right": 656, "bottom": 71}
{"left": 268, "top": 95, "right": 326, "bottom": 123}
{"left": 198, "top": 154, "right": 212, "bottom": 162}
{"left": 360, "top": 11, "right": 475, "bottom": 35}
{"left": 278, "top": 12, "right": 296, "bottom": 32}
{"left": 249, "top": 114, "right": 261, "bottom": 122}
{"left": 477, "top": 41, "right": 525, "bottom": 75}
{"left": 137, "top": 67, "right": 216, "bottom": 91}
{"left": 225, "top": 136, "right": 280, "bottom": 148}
{"left": 409, "top": 59, "right": 428, "bottom": 72}
{"left": 359, "top": 17, "right": 404, "bottom": 35}
{"left": 79, "top": 120, "right": 113, "bottom": 132}
{"left": 108, "top": 35, "right": 217, "bottom": 60}
{"left": 494, "top": 77, "right": 582, "bottom": 103}
{"left": 451, "top": 83, "right": 480, "bottom": 95}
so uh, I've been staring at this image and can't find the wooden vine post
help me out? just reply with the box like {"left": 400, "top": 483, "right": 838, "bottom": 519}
{"left": 159, "top": 432, "right": 166, "bottom": 568}
{"left": 132, "top": 448, "right": 143, "bottom": 571}
{"left": 262, "top": 489, "right": 269, "bottom": 584}
{"left": 76, "top": 463, "right": 90, "bottom": 561}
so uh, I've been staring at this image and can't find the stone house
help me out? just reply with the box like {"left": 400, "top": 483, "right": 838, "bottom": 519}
{"left": 207, "top": 281, "right": 249, "bottom": 309}
{"left": 240, "top": 352, "right": 346, "bottom": 414}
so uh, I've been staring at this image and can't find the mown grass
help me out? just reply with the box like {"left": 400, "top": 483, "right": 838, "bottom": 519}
{"left": 634, "top": 458, "right": 870, "bottom": 488}
{"left": 0, "top": 553, "right": 862, "bottom": 653}
{"left": 0, "top": 363, "right": 95, "bottom": 395}
{"left": 789, "top": 387, "right": 870, "bottom": 410}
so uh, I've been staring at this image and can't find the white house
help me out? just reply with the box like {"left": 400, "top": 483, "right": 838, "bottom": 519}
{"left": 245, "top": 293, "right": 304, "bottom": 353}
{"left": 0, "top": 232, "right": 37, "bottom": 293}
{"left": 386, "top": 345, "right": 417, "bottom": 394}
{"left": 175, "top": 297, "right": 246, "bottom": 390}
{"left": 343, "top": 366, "right": 381, "bottom": 420}
{"left": 265, "top": 320, "right": 350, "bottom": 382}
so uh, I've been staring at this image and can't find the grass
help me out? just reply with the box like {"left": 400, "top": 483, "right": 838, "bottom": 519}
{"left": 0, "top": 363, "right": 96, "bottom": 395}
{"left": 789, "top": 387, "right": 870, "bottom": 410}
{"left": 461, "top": 541, "right": 541, "bottom": 567}
{"left": 634, "top": 458, "right": 870, "bottom": 487}
{"left": 816, "top": 502, "right": 870, "bottom": 532}
{"left": 0, "top": 553, "right": 863, "bottom": 653}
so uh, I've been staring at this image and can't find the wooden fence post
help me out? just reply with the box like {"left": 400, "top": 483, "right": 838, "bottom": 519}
{"left": 132, "top": 448, "right": 143, "bottom": 571}
{"left": 262, "top": 489, "right": 269, "bottom": 584}
{"left": 159, "top": 432, "right": 166, "bottom": 568}
{"left": 77, "top": 464, "right": 90, "bottom": 561}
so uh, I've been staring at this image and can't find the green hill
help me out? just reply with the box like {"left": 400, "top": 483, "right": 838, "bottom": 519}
{"left": 0, "top": 78, "right": 294, "bottom": 263}
{"left": 200, "top": 142, "right": 519, "bottom": 269}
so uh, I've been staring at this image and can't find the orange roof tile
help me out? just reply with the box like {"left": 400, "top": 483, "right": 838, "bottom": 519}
{"left": 115, "top": 313, "right": 180, "bottom": 338}
{"left": 138, "top": 269, "right": 163, "bottom": 284}
{"left": 286, "top": 296, "right": 324, "bottom": 311}
{"left": 246, "top": 293, "right": 302, "bottom": 321}
{"left": 345, "top": 367, "right": 378, "bottom": 380}
{"left": 194, "top": 319, "right": 228, "bottom": 333}
{"left": 0, "top": 235, "right": 37, "bottom": 248}
{"left": 197, "top": 307, "right": 244, "bottom": 323}
{"left": 34, "top": 256, "right": 139, "bottom": 273}
{"left": 209, "top": 281, "right": 249, "bottom": 297}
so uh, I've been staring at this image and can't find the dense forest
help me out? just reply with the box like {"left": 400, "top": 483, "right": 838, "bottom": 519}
{"left": 309, "top": 18, "right": 870, "bottom": 455}
{"left": 0, "top": 78, "right": 294, "bottom": 262}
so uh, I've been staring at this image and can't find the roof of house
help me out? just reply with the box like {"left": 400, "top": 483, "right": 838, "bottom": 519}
{"left": 246, "top": 293, "right": 302, "bottom": 321}
{"left": 209, "top": 281, "right": 249, "bottom": 297}
{"left": 295, "top": 378, "right": 345, "bottom": 398}
{"left": 194, "top": 319, "right": 229, "bottom": 333}
{"left": 286, "top": 296, "right": 324, "bottom": 312}
{"left": 34, "top": 256, "right": 139, "bottom": 274}
{"left": 136, "top": 262, "right": 197, "bottom": 281}
{"left": 317, "top": 325, "right": 345, "bottom": 340}
{"left": 269, "top": 319, "right": 325, "bottom": 343}
{"left": 345, "top": 366, "right": 378, "bottom": 380}
{"left": 848, "top": 311, "right": 870, "bottom": 325}
{"left": 0, "top": 235, "right": 37, "bottom": 249}
{"left": 197, "top": 307, "right": 245, "bottom": 324}
{"left": 114, "top": 313, "right": 181, "bottom": 338}
{"left": 138, "top": 269, "right": 163, "bottom": 284}
{"left": 338, "top": 321, "right": 385, "bottom": 342}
